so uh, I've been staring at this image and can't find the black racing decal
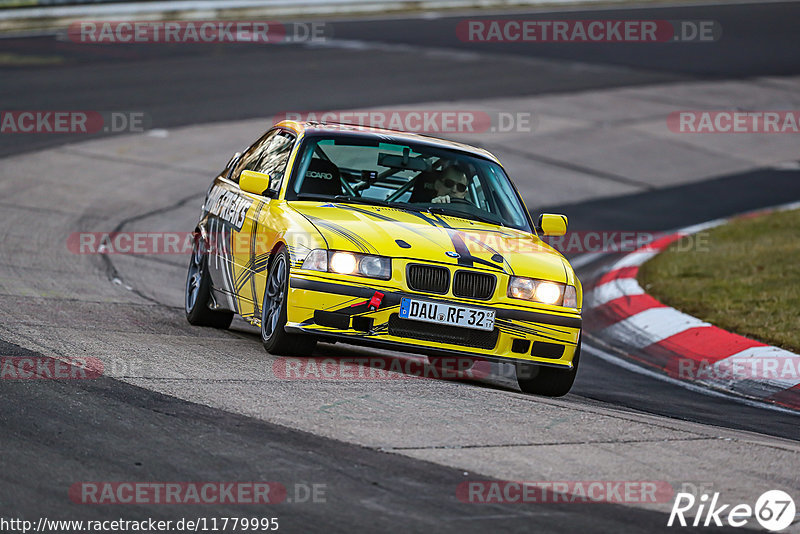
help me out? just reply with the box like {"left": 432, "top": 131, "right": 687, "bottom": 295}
{"left": 448, "top": 229, "right": 473, "bottom": 267}
{"left": 334, "top": 204, "right": 446, "bottom": 249}
{"left": 288, "top": 206, "right": 332, "bottom": 252}
{"left": 234, "top": 252, "right": 270, "bottom": 297}
{"left": 303, "top": 214, "right": 377, "bottom": 254}
{"left": 250, "top": 200, "right": 265, "bottom": 317}
{"left": 290, "top": 277, "right": 403, "bottom": 307}
{"left": 497, "top": 309, "right": 582, "bottom": 329}
{"left": 450, "top": 226, "right": 516, "bottom": 275}
{"left": 497, "top": 329, "right": 568, "bottom": 345}
{"left": 204, "top": 184, "right": 253, "bottom": 231}
{"left": 424, "top": 212, "right": 506, "bottom": 272}
{"left": 370, "top": 321, "right": 390, "bottom": 335}
{"left": 494, "top": 320, "right": 573, "bottom": 343}
{"left": 496, "top": 319, "right": 573, "bottom": 337}
{"left": 286, "top": 243, "right": 310, "bottom": 268}
{"left": 404, "top": 209, "right": 447, "bottom": 228}
{"left": 413, "top": 211, "right": 472, "bottom": 267}
{"left": 214, "top": 217, "right": 239, "bottom": 314}
{"left": 253, "top": 253, "right": 270, "bottom": 274}
{"left": 298, "top": 320, "right": 392, "bottom": 338}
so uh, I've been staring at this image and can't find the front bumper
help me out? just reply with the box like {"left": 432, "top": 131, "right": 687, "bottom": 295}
{"left": 287, "top": 274, "right": 581, "bottom": 370}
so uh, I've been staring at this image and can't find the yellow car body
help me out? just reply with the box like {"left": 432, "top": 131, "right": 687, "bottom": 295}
{"left": 187, "top": 121, "right": 582, "bottom": 394}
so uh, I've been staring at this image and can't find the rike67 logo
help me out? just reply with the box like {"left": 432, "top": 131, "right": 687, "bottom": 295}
{"left": 668, "top": 490, "right": 796, "bottom": 531}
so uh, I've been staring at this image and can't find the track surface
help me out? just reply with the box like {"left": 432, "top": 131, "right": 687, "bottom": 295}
{"left": 1, "top": 2, "right": 799, "bottom": 531}
{"left": 4, "top": 1, "right": 800, "bottom": 159}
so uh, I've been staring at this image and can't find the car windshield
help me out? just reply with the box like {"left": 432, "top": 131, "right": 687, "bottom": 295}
{"left": 287, "top": 134, "right": 532, "bottom": 231}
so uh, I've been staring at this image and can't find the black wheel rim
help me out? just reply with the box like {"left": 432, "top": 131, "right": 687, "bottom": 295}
{"left": 185, "top": 237, "right": 204, "bottom": 313}
{"left": 262, "top": 254, "right": 286, "bottom": 342}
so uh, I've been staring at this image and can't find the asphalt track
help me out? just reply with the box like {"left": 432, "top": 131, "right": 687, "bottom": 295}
{"left": 4, "top": 0, "right": 800, "bottom": 159}
{"left": 1, "top": 2, "right": 800, "bottom": 532}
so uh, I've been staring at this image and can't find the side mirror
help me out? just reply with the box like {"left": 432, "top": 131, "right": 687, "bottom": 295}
{"left": 240, "top": 170, "right": 278, "bottom": 198}
{"left": 537, "top": 213, "right": 568, "bottom": 236}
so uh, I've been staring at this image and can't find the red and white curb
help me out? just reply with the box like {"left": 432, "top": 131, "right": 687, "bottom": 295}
{"left": 584, "top": 202, "right": 800, "bottom": 412}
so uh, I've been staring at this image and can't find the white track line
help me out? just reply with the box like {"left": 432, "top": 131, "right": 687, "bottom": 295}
{"left": 587, "top": 277, "right": 643, "bottom": 307}
{"left": 582, "top": 342, "right": 800, "bottom": 416}
{"left": 600, "top": 307, "right": 711, "bottom": 349}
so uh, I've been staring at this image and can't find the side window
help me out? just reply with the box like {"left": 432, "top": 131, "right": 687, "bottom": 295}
{"left": 230, "top": 130, "right": 276, "bottom": 184}
{"left": 254, "top": 132, "right": 295, "bottom": 191}
{"left": 239, "top": 131, "right": 295, "bottom": 192}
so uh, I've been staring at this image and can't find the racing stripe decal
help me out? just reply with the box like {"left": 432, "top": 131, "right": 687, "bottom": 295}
{"left": 303, "top": 214, "right": 378, "bottom": 254}
{"left": 335, "top": 204, "right": 447, "bottom": 248}
{"left": 448, "top": 228, "right": 473, "bottom": 267}
{"left": 214, "top": 217, "right": 239, "bottom": 313}
{"left": 250, "top": 200, "right": 266, "bottom": 317}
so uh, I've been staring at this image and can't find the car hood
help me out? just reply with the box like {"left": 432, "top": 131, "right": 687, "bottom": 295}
{"left": 288, "top": 202, "right": 572, "bottom": 283}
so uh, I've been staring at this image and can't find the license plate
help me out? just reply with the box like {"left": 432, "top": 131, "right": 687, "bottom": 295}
{"left": 399, "top": 298, "right": 495, "bottom": 331}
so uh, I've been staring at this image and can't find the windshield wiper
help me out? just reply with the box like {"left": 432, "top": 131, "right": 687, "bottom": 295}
{"left": 295, "top": 194, "right": 424, "bottom": 212}
{"left": 426, "top": 206, "right": 504, "bottom": 227}
{"left": 333, "top": 195, "right": 389, "bottom": 206}
{"left": 333, "top": 195, "right": 427, "bottom": 212}
{"left": 296, "top": 193, "right": 337, "bottom": 201}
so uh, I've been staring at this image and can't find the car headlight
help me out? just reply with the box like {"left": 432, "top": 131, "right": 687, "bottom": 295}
{"left": 330, "top": 251, "right": 357, "bottom": 275}
{"left": 301, "top": 249, "right": 391, "bottom": 280}
{"left": 359, "top": 255, "right": 390, "bottom": 278}
{"left": 535, "top": 281, "right": 562, "bottom": 305}
{"left": 508, "top": 276, "right": 577, "bottom": 307}
{"left": 302, "top": 249, "right": 328, "bottom": 272}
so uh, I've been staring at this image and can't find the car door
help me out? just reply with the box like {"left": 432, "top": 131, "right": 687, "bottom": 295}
{"left": 204, "top": 130, "right": 275, "bottom": 313}
{"left": 229, "top": 128, "right": 297, "bottom": 321}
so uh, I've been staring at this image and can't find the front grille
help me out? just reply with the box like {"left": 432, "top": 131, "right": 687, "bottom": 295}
{"left": 388, "top": 314, "right": 499, "bottom": 350}
{"left": 453, "top": 270, "right": 496, "bottom": 300}
{"left": 407, "top": 264, "right": 449, "bottom": 294}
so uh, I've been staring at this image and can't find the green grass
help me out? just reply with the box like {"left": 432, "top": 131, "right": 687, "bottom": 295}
{"left": 637, "top": 208, "right": 800, "bottom": 353}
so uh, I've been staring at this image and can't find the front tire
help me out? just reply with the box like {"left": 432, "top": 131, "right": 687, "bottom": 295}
{"left": 260, "top": 246, "right": 317, "bottom": 356}
{"left": 516, "top": 338, "right": 581, "bottom": 397}
{"left": 185, "top": 235, "right": 233, "bottom": 329}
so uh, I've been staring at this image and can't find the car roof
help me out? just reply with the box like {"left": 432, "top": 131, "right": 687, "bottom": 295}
{"left": 275, "top": 120, "right": 501, "bottom": 165}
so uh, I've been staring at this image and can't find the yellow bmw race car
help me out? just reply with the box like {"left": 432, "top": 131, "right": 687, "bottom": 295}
{"left": 185, "top": 121, "right": 582, "bottom": 396}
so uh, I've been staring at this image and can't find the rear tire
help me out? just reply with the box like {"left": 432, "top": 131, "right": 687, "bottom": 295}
{"left": 261, "top": 246, "right": 317, "bottom": 356}
{"left": 516, "top": 338, "right": 581, "bottom": 397}
{"left": 185, "top": 234, "right": 233, "bottom": 329}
